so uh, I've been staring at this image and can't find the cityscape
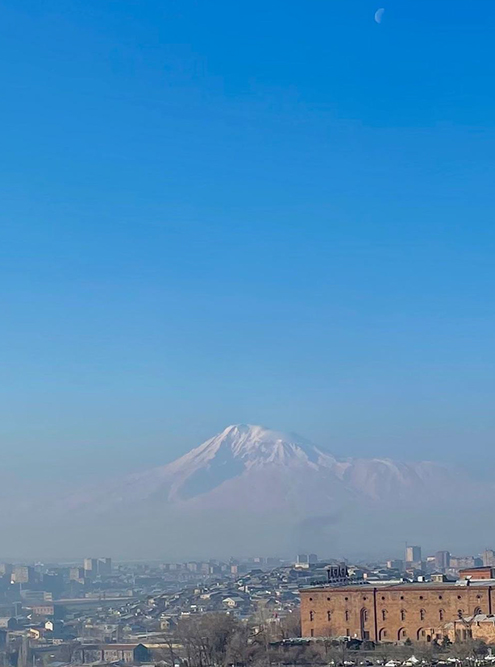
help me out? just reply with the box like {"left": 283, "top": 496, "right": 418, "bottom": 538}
{"left": 2, "top": 546, "right": 495, "bottom": 666}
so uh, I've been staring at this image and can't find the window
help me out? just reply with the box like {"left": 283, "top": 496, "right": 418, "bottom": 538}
{"left": 457, "top": 595, "right": 462, "bottom": 600}
{"left": 439, "top": 610, "right": 444, "bottom": 621}
{"left": 439, "top": 595, "right": 443, "bottom": 600}
{"left": 400, "top": 596, "right": 404, "bottom": 600}
{"left": 310, "top": 629, "right": 314, "bottom": 637}
{"left": 327, "top": 597, "right": 331, "bottom": 601}
{"left": 327, "top": 611, "right": 332, "bottom": 621}
{"left": 363, "top": 610, "right": 368, "bottom": 621}
{"left": 345, "top": 597, "right": 349, "bottom": 601}
{"left": 381, "top": 596, "right": 386, "bottom": 601}
{"left": 345, "top": 610, "right": 350, "bottom": 621}
{"left": 309, "top": 611, "right": 314, "bottom": 621}
{"left": 420, "top": 609, "right": 426, "bottom": 621}
{"left": 363, "top": 596, "right": 367, "bottom": 601}
{"left": 401, "top": 610, "right": 406, "bottom": 621}
{"left": 309, "top": 597, "right": 313, "bottom": 601}
{"left": 419, "top": 596, "right": 424, "bottom": 600}
{"left": 382, "top": 609, "right": 387, "bottom": 621}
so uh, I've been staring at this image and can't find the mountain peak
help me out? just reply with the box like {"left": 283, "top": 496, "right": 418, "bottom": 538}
{"left": 210, "top": 424, "right": 321, "bottom": 461}
{"left": 158, "top": 424, "right": 336, "bottom": 502}
{"left": 168, "top": 424, "right": 335, "bottom": 480}
{"left": 218, "top": 423, "right": 267, "bottom": 439}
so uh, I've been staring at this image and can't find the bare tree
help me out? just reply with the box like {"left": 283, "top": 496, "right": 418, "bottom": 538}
{"left": 176, "top": 614, "right": 242, "bottom": 667}
{"left": 274, "top": 613, "right": 301, "bottom": 640}
{"left": 57, "top": 641, "right": 80, "bottom": 664}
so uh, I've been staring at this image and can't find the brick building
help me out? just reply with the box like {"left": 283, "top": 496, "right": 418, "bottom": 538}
{"left": 446, "top": 614, "right": 495, "bottom": 644}
{"left": 459, "top": 566, "right": 495, "bottom": 580}
{"left": 300, "top": 582, "right": 495, "bottom": 642}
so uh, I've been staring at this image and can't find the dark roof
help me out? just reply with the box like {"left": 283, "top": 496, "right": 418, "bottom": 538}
{"left": 99, "top": 644, "right": 148, "bottom": 650}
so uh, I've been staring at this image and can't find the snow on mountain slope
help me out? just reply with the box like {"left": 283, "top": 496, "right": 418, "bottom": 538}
{"left": 66, "top": 424, "right": 464, "bottom": 513}
{"left": 158, "top": 424, "right": 464, "bottom": 505}
{"left": 66, "top": 424, "right": 338, "bottom": 511}
{"left": 332, "top": 456, "right": 461, "bottom": 502}
{"left": 164, "top": 424, "right": 337, "bottom": 501}
{"left": 168, "top": 424, "right": 335, "bottom": 471}
{"left": 36, "top": 423, "right": 490, "bottom": 557}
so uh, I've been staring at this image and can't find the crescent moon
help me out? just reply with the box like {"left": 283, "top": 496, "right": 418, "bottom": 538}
{"left": 374, "top": 7, "right": 385, "bottom": 23}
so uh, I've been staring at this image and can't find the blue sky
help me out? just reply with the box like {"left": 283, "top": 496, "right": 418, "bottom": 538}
{"left": 1, "top": 0, "right": 495, "bottom": 483}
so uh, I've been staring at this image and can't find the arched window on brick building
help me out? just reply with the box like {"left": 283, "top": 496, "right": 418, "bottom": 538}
{"left": 420, "top": 609, "right": 426, "bottom": 621}
{"left": 309, "top": 611, "right": 314, "bottom": 622}
{"left": 327, "top": 611, "right": 332, "bottom": 622}
{"left": 400, "top": 610, "right": 406, "bottom": 621}
{"left": 382, "top": 609, "right": 387, "bottom": 621}
{"left": 345, "top": 610, "right": 350, "bottom": 621}
{"left": 439, "top": 609, "right": 444, "bottom": 621}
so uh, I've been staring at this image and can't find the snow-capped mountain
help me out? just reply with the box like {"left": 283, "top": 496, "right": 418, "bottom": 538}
{"left": 33, "top": 424, "right": 487, "bottom": 558}
{"left": 66, "top": 423, "right": 465, "bottom": 513}
{"left": 163, "top": 424, "right": 337, "bottom": 501}
{"left": 169, "top": 424, "right": 336, "bottom": 471}
{"left": 66, "top": 424, "right": 338, "bottom": 511}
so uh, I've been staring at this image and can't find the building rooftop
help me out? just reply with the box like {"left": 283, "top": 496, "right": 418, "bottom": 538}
{"left": 302, "top": 579, "right": 495, "bottom": 591}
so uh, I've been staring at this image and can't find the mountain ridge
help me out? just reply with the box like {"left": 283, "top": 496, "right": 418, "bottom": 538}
{"left": 7, "top": 423, "right": 491, "bottom": 558}
{"left": 65, "top": 423, "right": 464, "bottom": 510}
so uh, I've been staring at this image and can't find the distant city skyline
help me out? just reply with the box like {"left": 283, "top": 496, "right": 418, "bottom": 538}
{"left": 2, "top": 548, "right": 495, "bottom": 657}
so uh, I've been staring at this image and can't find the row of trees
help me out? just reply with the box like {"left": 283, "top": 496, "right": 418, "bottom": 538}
{"left": 159, "top": 612, "right": 304, "bottom": 667}
{"left": 158, "top": 613, "right": 492, "bottom": 667}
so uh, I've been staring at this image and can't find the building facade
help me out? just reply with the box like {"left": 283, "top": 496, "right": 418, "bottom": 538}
{"left": 483, "top": 551, "right": 495, "bottom": 567}
{"left": 435, "top": 551, "right": 451, "bottom": 571}
{"left": 459, "top": 566, "right": 495, "bottom": 580}
{"left": 300, "top": 582, "right": 495, "bottom": 642}
{"left": 12, "top": 566, "right": 34, "bottom": 584}
{"left": 446, "top": 614, "right": 495, "bottom": 644}
{"left": 72, "top": 643, "right": 151, "bottom": 664}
